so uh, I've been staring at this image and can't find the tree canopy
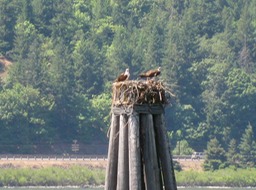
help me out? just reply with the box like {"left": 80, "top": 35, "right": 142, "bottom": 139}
{"left": 1, "top": 0, "right": 256, "bottom": 156}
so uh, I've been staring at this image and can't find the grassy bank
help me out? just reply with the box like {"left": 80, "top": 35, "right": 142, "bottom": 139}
{"left": 175, "top": 168, "right": 256, "bottom": 187}
{"left": 0, "top": 165, "right": 105, "bottom": 187}
{"left": 0, "top": 166, "right": 256, "bottom": 187}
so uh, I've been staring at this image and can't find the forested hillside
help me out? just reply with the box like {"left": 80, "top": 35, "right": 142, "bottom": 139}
{"left": 0, "top": 0, "right": 256, "bottom": 156}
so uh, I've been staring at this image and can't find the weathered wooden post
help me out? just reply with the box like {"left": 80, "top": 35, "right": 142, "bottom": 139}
{"left": 105, "top": 115, "right": 119, "bottom": 189}
{"left": 105, "top": 80, "right": 177, "bottom": 190}
{"left": 117, "top": 115, "right": 129, "bottom": 190}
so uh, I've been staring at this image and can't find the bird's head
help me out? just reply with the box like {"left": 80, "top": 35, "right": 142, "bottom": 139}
{"left": 158, "top": 67, "right": 161, "bottom": 71}
{"left": 125, "top": 68, "right": 129, "bottom": 74}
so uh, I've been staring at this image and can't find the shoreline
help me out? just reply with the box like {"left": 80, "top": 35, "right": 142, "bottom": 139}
{"left": 1, "top": 186, "right": 256, "bottom": 189}
{"left": 0, "top": 160, "right": 256, "bottom": 188}
{"left": 178, "top": 186, "right": 256, "bottom": 189}
{"left": 1, "top": 186, "right": 104, "bottom": 189}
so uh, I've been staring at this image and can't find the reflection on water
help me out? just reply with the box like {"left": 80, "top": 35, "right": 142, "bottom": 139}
{"left": 179, "top": 188, "right": 256, "bottom": 190}
{"left": 0, "top": 187, "right": 256, "bottom": 190}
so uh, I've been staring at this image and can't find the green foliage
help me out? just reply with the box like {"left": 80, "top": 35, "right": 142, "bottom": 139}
{"left": 14, "top": 20, "right": 38, "bottom": 59}
{"left": 0, "top": 165, "right": 105, "bottom": 186}
{"left": 90, "top": 93, "right": 111, "bottom": 132}
{"left": 175, "top": 168, "right": 256, "bottom": 187}
{"left": 0, "top": 83, "right": 54, "bottom": 149}
{"left": 72, "top": 36, "right": 104, "bottom": 95}
{"left": 0, "top": 0, "right": 20, "bottom": 54}
{"left": 3, "top": 165, "right": 256, "bottom": 187}
{"left": 173, "top": 139, "right": 195, "bottom": 155}
{"left": 31, "top": 0, "right": 56, "bottom": 36}
{"left": 1, "top": 0, "right": 256, "bottom": 155}
{"left": 204, "top": 138, "right": 226, "bottom": 171}
{"left": 239, "top": 123, "right": 256, "bottom": 168}
{"left": 75, "top": 92, "right": 111, "bottom": 143}
{"left": 226, "top": 139, "right": 239, "bottom": 167}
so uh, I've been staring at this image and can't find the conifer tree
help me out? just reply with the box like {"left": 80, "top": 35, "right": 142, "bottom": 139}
{"left": 226, "top": 139, "right": 239, "bottom": 167}
{"left": 239, "top": 123, "right": 256, "bottom": 167}
{"left": 0, "top": 0, "right": 20, "bottom": 54}
{"left": 203, "top": 138, "right": 226, "bottom": 170}
{"left": 31, "top": 0, "right": 56, "bottom": 37}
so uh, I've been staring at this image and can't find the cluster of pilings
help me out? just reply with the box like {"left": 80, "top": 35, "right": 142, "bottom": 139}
{"left": 104, "top": 81, "right": 177, "bottom": 190}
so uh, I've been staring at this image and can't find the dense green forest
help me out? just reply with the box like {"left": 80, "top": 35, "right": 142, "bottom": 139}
{"left": 0, "top": 0, "right": 256, "bottom": 164}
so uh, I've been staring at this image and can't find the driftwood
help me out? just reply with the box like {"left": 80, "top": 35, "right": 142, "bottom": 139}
{"left": 105, "top": 80, "right": 177, "bottom": 190}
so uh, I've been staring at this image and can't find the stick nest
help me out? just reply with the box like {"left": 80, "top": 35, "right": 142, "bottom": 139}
{"left": 112, "top": 80, "right": 174, "bottom": 106}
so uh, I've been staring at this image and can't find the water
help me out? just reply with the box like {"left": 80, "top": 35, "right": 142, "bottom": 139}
{"left": 0, "top": 187, "right": 255, "bottom": 190}
{"left": 179, "top": 188, "right": 256, "bottom": 190}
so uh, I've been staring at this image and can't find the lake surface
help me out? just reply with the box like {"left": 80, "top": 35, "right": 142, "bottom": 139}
{"left": 0, "top": 187, "right": 256, "bottom": 190}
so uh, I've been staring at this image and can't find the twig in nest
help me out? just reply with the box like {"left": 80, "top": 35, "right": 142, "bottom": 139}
{"left": 159, "top": 91, "right": 162, "bottom": 101}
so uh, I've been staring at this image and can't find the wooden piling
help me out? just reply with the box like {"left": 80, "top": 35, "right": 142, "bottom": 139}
{"left": 128, "top": 112, "right": 142, "bottom": 190}
{"left": 154, "top": 114, "right": 177, "bottom": 190}
{"left": 117, "top": 115, "right": 129, "bottom": 190}
{"left": 141, "top": 114, "right": 162, "bottom": 190}
{"left": 105, "top": 114, "right": 120, "bottom": 190}
{"left": 105, "top": 80, "right": 177, "bottom": 190}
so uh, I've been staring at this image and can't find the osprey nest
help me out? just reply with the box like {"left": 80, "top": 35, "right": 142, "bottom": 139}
{"left": 112, "top": 80, "right": 173, "bottom": 106}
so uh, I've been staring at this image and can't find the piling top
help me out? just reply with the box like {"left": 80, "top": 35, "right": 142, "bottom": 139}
{"left": 112, "top": 80, "right": 170, "bottom": 106}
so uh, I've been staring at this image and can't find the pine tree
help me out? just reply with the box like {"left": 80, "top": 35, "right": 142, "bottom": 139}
{"left": 8, "top": 21, "right": 40, "bottom": 86}
{"left": 239, "top": 123, "right": 256, "bottom": 167}
{"left": 203, "top": 138, "right": 226, "bottom": 170}
{"left": 19, "top": 0, "right": 34, "bottom": 23}
{"left": 31, "top": 0, "right": 56, "bottom": 36}
{"left": 0, "top": 0, "right": 20, "bottom": 54}
{"left": 50, "top": 0, "right": 75, "bottom": 46}
{"left": 13, "top": 20, "right": 38, "bottom": 59}
{"left": 72, "top": 35, "right": 103, "bottom": 95}
{"left": 226, "top": 139, "right": 239, "bottom": 167}
{"left": 172, "top": 139, "right": 195, "bottom": 155}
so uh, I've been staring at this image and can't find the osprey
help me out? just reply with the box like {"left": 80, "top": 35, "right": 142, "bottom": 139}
{"left": 139, "top": 67, "right": 161, "bottom": 79}
{"left": 115, "top": 68, "right": 130, "bottom": 82}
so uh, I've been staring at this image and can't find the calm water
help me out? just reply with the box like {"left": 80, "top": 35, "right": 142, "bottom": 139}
{"left": 0, "top": 187, "right": 256, "bottom": 190}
